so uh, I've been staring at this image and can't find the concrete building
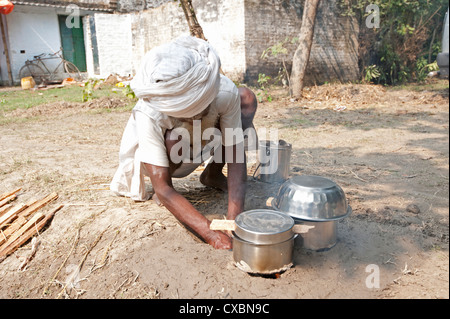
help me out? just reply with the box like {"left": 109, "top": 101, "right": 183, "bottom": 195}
{"left": 1, "top": 0, "right": 360, "bottom": 86}
{"left": 0, "top": 0, "right": 115, "bottom": 85}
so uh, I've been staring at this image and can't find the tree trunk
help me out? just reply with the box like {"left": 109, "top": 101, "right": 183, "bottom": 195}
{"left": 290, "top": 0, "right": 321, "bottom": 99}
{"left": 179, "top": 0, "right": 207, "bottom": 41}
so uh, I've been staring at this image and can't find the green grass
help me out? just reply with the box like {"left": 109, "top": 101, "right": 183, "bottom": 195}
{"left": 0, "top": 83, "right": 136, "bottom": 126}
{"left": 0, "top": 84, "right": 121, "bottom": 113}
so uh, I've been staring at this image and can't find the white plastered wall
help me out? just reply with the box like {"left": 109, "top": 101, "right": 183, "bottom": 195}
{"left": 4, "top": 5, "right": 62, "bottom": 84}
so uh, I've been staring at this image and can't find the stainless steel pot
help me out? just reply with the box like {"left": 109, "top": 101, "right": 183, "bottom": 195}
{"left": 272, "top": 175, "right": 350, "bottom": 221}
{"left": 267, "top": 175, "right": 352, "bottom": 251}
{"left": 231, "top": 209, "right": 300, "bottom": 274}
{"left": 293, "top": 218, "right": 337, "bottom": 251}
{"left": 209, "top": 210, "right": 314, "bottom": 274}
{"left": 234, "top": 209, "right": 295, "bottom": 244}
{"left": 254, "top": 140, "right": 292, "bottom": 183}
{"left": 233, "top": 235, "right": 295, "bottom": 274}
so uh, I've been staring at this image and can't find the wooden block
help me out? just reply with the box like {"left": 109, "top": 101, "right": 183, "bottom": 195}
{"left": 292, "top": 224, "right": 315, "bottom": 234}
{"left": 265, "top": 197, "right": 274, "bottom": 207}
{"left": 209, "top": 220, "right": 314, "bottom": 234}
{"left": 20, "top": 193, "right": 58, "bottom": 219}
{"left": 210, "top": 219, "right": 236, "bottom": 231}
{"left": 0, "top": 215, "right": 28, "bottom": 244}
{"left": 0, "top": 193, "right": 58, "bottom": 245}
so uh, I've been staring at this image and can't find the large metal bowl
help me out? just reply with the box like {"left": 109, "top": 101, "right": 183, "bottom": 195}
{"left": 271, "top": 175, "right": 351, "bottom": 222}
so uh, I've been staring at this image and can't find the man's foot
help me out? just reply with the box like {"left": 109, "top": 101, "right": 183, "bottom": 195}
{"left": 199, "top": 164, "right": 228, "bottom": 192}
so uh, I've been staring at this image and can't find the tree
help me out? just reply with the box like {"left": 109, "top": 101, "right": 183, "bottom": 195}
{"left": 290, "top": 0, "right": 321, "bottom": 99}
{"left": 179, "top": 0, "right": 207, "bottom": 41}
{"left": 340, "top": 0, "right": 448, "bottom": 84}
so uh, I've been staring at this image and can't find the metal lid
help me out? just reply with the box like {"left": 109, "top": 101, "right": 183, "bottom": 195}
{"left": 234, "top": 209, "right": 295, "bottom": 244}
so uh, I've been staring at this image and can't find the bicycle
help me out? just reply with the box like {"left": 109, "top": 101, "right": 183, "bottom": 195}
{"left": 18, "top": 48, "right": 83, "bottom": 85}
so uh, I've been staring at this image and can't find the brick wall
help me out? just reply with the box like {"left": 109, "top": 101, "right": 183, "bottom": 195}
{"left": 305, "top": 0, "right": 360, "bottom": 85}
{"left": 89, "top": 0, "right": 359, "bottom": 85}
{"left": 243, "top": 0, "right": 303, "bottom": 83}
{"left": 244, "top": 0, "right": 360, "bottom": 85}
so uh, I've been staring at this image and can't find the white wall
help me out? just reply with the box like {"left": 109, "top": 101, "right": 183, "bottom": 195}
{"left": 83, "top": 15, "right": 96, "bottom": 77}
{"left": 125, "top": 0, "right": 247, "bottom": 81}
{"left": 2, "top": 2, "right": 246, "bottom": 84}
{"left": 2, "top": 4, "right": 126, "bottom": 84}
{"left": 194, "top": 0, "right": 246, "bottom": 81}
{"left": 5, "top": 5, "right": 63, "bottom": 84}
{"left": 1, "top": 5, "right": 134, "bottom": 84}
{"left": 93, "top": 13, "right": 134, "bottom": 78}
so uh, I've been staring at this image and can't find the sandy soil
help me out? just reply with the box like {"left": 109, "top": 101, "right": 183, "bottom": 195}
{"left": 0, "top": 81, "right": 448, "bottom": 300}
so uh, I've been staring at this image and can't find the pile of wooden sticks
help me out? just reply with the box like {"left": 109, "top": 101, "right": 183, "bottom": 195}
{"left": 0, "top": 188, "right": 62, "bottom": 261}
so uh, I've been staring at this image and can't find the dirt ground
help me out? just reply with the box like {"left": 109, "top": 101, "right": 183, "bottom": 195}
{"left": 0, "top": 80, "right": 448, "bottom": 300}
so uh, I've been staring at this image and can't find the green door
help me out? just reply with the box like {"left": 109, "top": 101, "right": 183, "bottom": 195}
{"left": 58, "top": 15, "right": 87, "bottom": 72}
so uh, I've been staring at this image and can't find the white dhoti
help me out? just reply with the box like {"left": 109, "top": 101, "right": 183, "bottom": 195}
{"left": 110, "top": 113, "right": 151, "bottom": 201}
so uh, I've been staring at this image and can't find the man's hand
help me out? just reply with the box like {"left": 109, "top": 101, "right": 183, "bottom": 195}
{"left": 204, "top": 229, "right": 232, "bottom": 250}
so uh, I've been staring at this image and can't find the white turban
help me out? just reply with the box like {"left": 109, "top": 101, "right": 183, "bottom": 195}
{"left": 130, "top": 35, "right": 221, "bottom": 118}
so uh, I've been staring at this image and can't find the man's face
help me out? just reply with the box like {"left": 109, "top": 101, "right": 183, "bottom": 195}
{"left": 178, "top": 106, "right": 210, "bottom": 123}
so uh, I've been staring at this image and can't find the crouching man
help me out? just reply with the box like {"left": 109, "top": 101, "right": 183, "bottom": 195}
{"left": 110, "top": 35, "right": 257, "bottom": 250}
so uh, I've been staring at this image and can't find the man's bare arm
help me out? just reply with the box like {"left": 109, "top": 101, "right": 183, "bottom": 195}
{"left": 225, "top": 143, "right": 247, "bottom": 220}
{"left": 144, "top": 163, "right": 232, "bottom": 249}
